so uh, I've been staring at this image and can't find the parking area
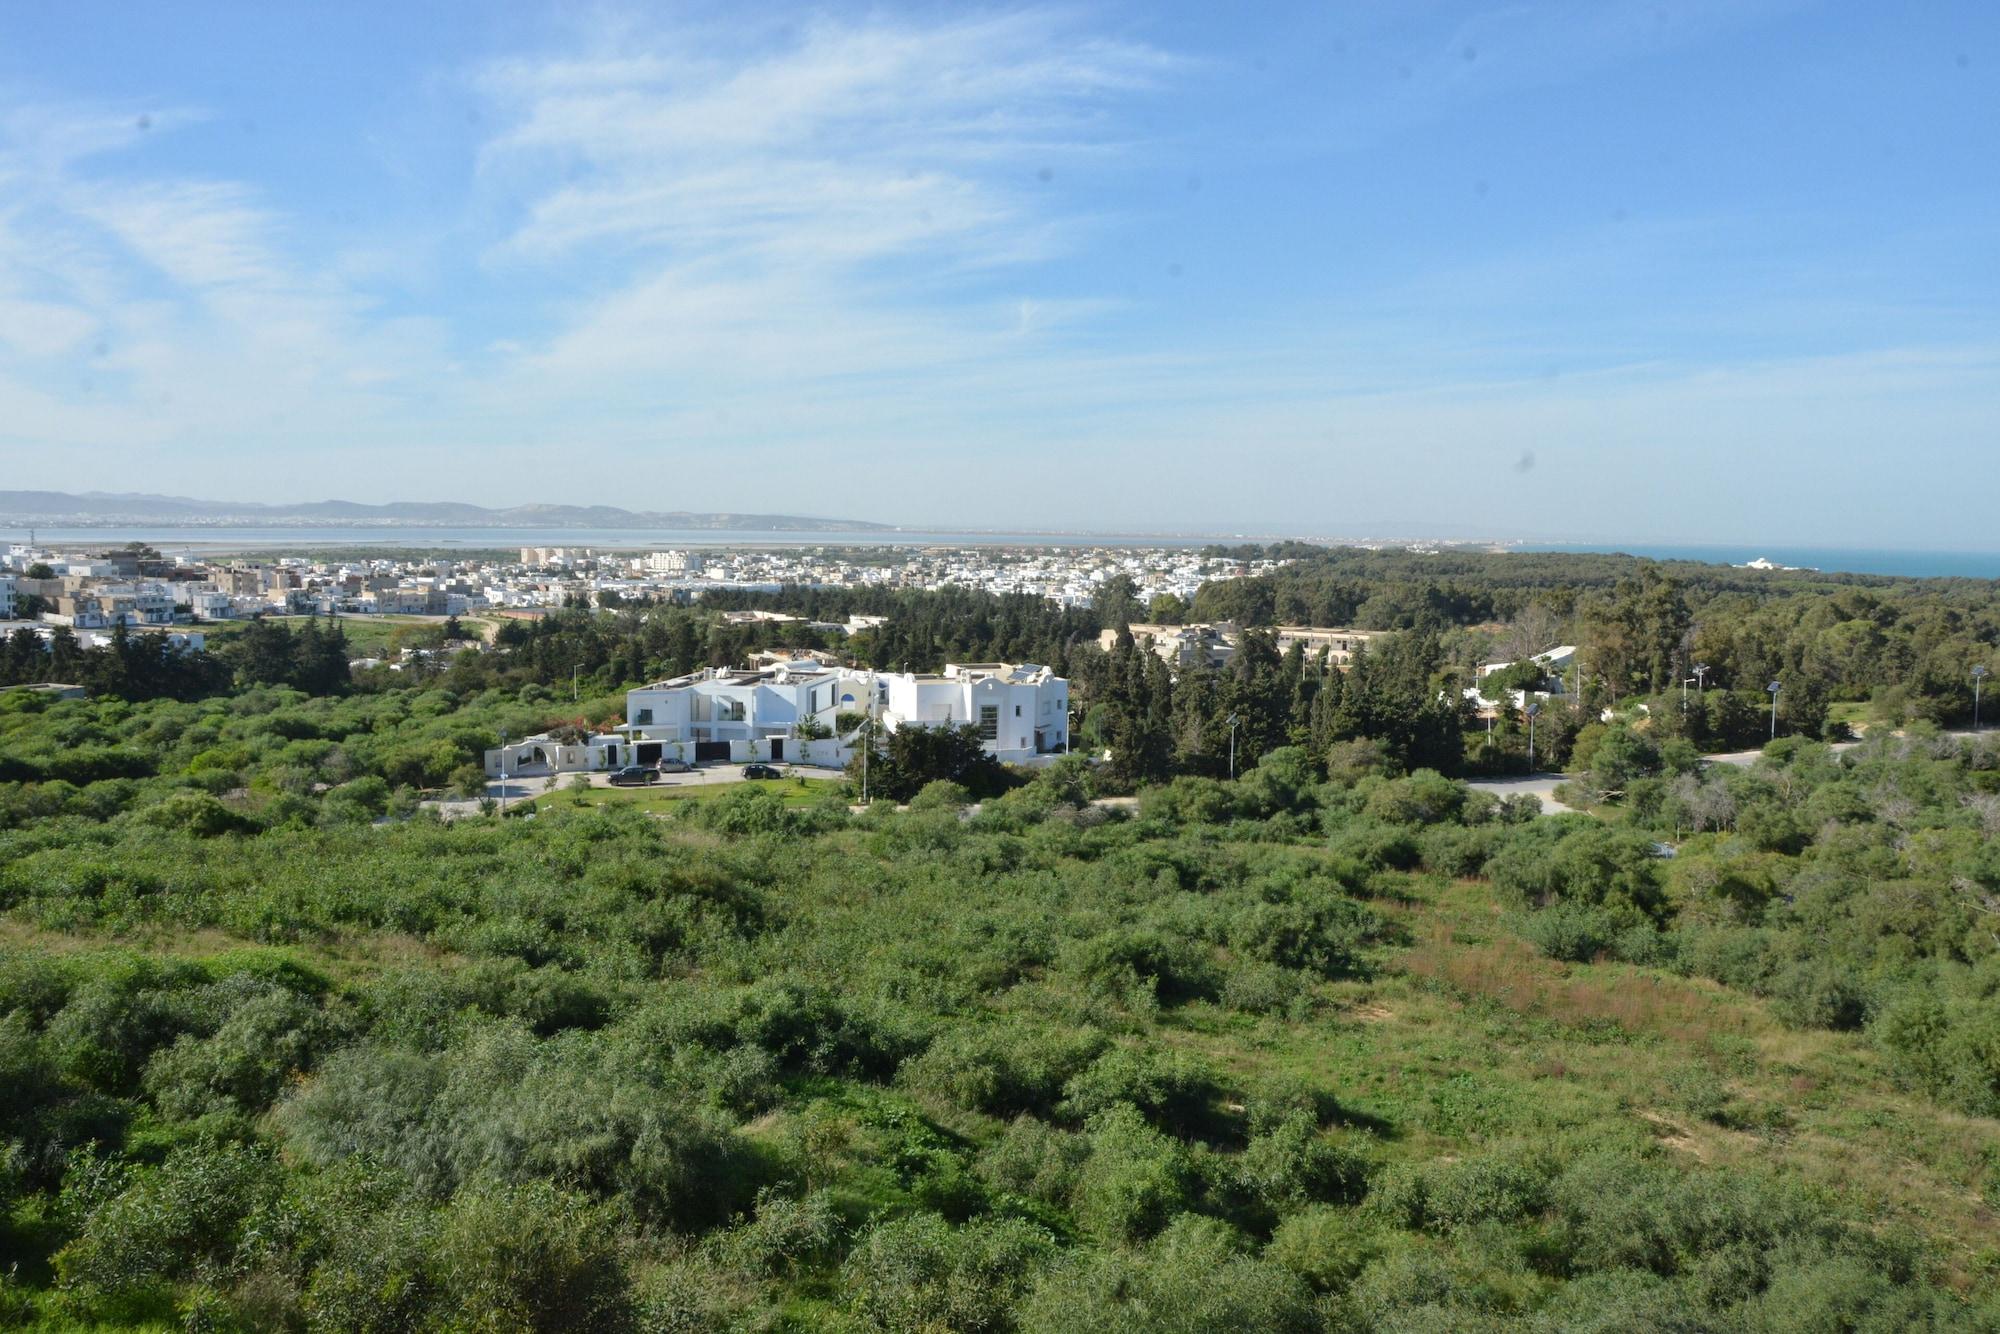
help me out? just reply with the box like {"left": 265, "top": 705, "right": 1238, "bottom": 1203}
{"left": 422, "top": 762, "right": 840, "bottom": 818}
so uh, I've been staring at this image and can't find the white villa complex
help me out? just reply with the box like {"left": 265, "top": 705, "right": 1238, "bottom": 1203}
{"left": 483, "top": 661, "right": 1069, "bottom": 778}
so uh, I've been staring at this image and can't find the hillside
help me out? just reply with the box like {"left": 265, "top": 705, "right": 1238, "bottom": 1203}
{"left": 2, "top": 668, "right": 1997, "bottom": 1328}
{"left": 0, "top": 490, "right": 890, "bottom": 532}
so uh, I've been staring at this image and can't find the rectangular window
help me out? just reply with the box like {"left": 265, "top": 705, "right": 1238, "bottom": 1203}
{"left": 636, "top": 707, "right": 653, "bottom": 725}
{"left": 1014, "top": 704, "right": 1022, "bottom": 717}
{"left": 978, "top": 706, "right": 999, "bottom": 741}
{"left": 722, "top": 699, "right": 745, "bottom": 722}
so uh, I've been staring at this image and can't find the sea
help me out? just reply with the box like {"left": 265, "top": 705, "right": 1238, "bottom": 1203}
{"left": 10, "top": 525, "right": 1998, "bottom": 580}
{"left": 1518, "top": 544, "right": 2000, "bottom": 581}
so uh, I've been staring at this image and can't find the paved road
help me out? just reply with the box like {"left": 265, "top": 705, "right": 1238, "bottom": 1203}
{"left": 425, "top": 762, "right": 817, "bottom": 818}
{"left": 1462, "top": 773, "right": 1576, "bottom": 815}
{"left": 1468, "top": 730, "right": 1985, "bottom": 818}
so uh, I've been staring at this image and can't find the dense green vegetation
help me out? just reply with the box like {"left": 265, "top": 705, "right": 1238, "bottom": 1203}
{"left": 4, "top": 654, "right": 2000, "bottom": 1326}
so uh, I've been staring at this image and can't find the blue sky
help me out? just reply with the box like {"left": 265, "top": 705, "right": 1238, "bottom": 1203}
{"left": 2, "top": 1, "right": 1995, "bottom": 544}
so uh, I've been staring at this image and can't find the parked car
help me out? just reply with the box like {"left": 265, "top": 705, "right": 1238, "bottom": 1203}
{"left": 741, "top": 763, "right": 782, "bottom": 780}
{"left": 608, "top": 765, "right": 659, "bottom": 786}
{"left": 656, "top": 758, "right": 692, "bottom": 773}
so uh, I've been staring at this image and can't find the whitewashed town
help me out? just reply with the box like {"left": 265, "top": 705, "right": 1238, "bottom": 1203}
{"left": 0, "top": 539, "right": 1284, "bottom": 631}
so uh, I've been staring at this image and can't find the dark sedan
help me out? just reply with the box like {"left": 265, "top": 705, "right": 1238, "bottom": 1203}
{"left": 741, "top": 764, "right": 782, "bottom": 780}
{"left": 607, "top": 765, "right": 660, "bottom": 786}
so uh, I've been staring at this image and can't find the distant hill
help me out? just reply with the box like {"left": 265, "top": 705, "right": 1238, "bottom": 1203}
{"left": 0, "top": 491, "right": 890, "bottom": 532}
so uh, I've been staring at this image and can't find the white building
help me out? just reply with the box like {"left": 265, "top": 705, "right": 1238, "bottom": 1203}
{"left": 79, "top": 628, "right": 206, "bottom": 653}
{"left": 879, "top": 662, "right": 1069, "bottom": 763}
{"left": 643, "top": 550, "right": 705, "bottom": 575}
{"left": 1104, "top": 623, "right": 1237, "bottom": 670}
{"left": 481, "top": 659, "right": 1074, "bottom": 778}
{"left": 484, "top": 732, "right": 636, "bottom": 780}
{"left": 618, "top": 660, "right": 861, "bottom": 767}
{"left": 0, "top": 576, "right": 14, "bottom": 620}
{"left": 1476, "top": 645, "right": 1578, "bottom": 682}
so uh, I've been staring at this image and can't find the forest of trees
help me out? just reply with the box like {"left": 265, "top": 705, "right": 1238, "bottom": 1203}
{"left": 12, "top": 546, "right": 1992, "bottom": 792}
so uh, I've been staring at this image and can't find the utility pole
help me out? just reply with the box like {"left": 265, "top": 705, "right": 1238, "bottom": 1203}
{"left": 1227, "top": 713, "right": 1240, "bottom": 781}
{"left": 571, "top": 664, "right": 579, "bottom": 702}
{"left": 1685, "top": 662, "right": 1708, "bottom": 713}
{"left": 1526, "top": 702, "right": 1540, "bottom": 774}
{"left": 498, "top": 730, "right": 508, "bottom": 814}
{"left": 1975, "top": 665, "right": 1990, "bottom": 732}
{"left": 861, "top": 671, "right": 876, "bottom": 805}
{"left": 1767, "top": 680, "right": 1782, "bottom": 740}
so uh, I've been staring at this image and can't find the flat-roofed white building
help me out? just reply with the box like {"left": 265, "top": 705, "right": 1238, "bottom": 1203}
{"left": 1274, "top": 626, "right": 1380, "bottom": 666}
{"left": 620, "top": 660, "right": 861, "bottom": 766}
{"left": 1476, "top": 645, "right": 1577, "bottom": 681}
{"left": 605, "top": 660, "right": 1070, "bottom": 770}
{"left": 880, "top": 662, "right": 1068, "bottom": 762}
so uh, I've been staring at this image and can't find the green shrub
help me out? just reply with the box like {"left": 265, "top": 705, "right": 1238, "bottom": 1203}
{"left": 1267, "top": 1204, "right": 1386, "bottom": 1292}
{"left": 901, "top": 1025, "right": 1108, "bottom": 1118}
{"left": 1058, "top": 1047, "right": 1221, "bottom": 1139}
{"left": 843, "top": 1211, "right": 1056, "bottom": 1334}
{"left": 430, "top": 1181, "right": 633, "bottom": 1333}
{"left": 1072, "top": 1106, "right": 1198, "bottom": 1243}
{"left": 1369, "top": 1149, "right": 1552, "bottom": 1233}
{"left": 1220, "top": 961, "right": 1306, "bottom": 1015}
{"left": 977, "top": 1116, "right": 1091, "bottom": 1207}
{"left": 1233, "top": 1111, "right": 1367, "bottom": 1216}
{"left": 54, "top": 1142, "right": 281, "bottom": 1297}
{"left": 1018, "top": 1214, "right": 1317, "bottom": 1333}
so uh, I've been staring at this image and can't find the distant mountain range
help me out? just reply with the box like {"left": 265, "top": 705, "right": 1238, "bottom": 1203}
{"left": 0, "top": 491, "right": 891, "bottom": 532}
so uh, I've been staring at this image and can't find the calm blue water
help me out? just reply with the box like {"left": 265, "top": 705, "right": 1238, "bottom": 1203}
{"left": 15, "top": 525, "right": 1996, "bottom": 578}
{"left": 1520, "top": 543, "right": 2000, "bottom": 580}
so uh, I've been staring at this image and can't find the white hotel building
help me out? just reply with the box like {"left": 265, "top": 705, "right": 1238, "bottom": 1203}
{"left": 483, "top": 661, "right": 1069, "bottom": 777}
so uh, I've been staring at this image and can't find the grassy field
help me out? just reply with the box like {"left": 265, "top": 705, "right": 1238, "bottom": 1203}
{"left": 191, "top": 613, "right": 502, "bottom": 657}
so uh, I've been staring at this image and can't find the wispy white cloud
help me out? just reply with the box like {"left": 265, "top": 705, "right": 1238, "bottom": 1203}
{"left": 473, "top": 8, "right": 1176, "bottom": 294}
{"left": 0, "top": 102, "right": 445, "bottom": 457}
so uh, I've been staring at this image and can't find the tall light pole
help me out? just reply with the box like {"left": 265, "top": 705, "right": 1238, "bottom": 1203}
{"left": 1227, "top": 713, "right": 1241, "bottom": 781}
{"left": 860, "top": 672, "right": 876, "bottom": 805}
{"left": 1684, "top": 662, "right": 1708, "bottom": 714}
{"left": 1767, "top": 680, "right": 1782, "bottom": 740}
{"left": 571, "top": 663, "right": 579, "bottom": 702}
{"left": 498, "top": 729, "right": 508, "bottom": 814}
{"left": 1683, "top": 661, "right": 1708, "bottom": 713}
{"left": 1526, "top": 702, "right": 1540, "bottom": 774}
{"left": 1975, "top": 665, "right": 1990, "bottom": 732}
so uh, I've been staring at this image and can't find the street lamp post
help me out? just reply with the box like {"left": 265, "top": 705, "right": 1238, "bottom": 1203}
{"left": 1975, "top": 665, "right": 1990, "bottom": 732}
{"left": 1526, "top": 702, "right": 1540, "bottom": 774}
{"left": 1227, "top": 713, "right": 1241, "bottom": 781}
{"left": 860, "top": 672, "right": 877, "bottom": 805}
{"left": 1767, "top": 680, "right": 1782, "bottom": 740}
{"left": 498, "top": 729, "right": 508, "bottom": 814}
{"left": 1683, "top": 662, "right": 1708, "bottom": 713}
